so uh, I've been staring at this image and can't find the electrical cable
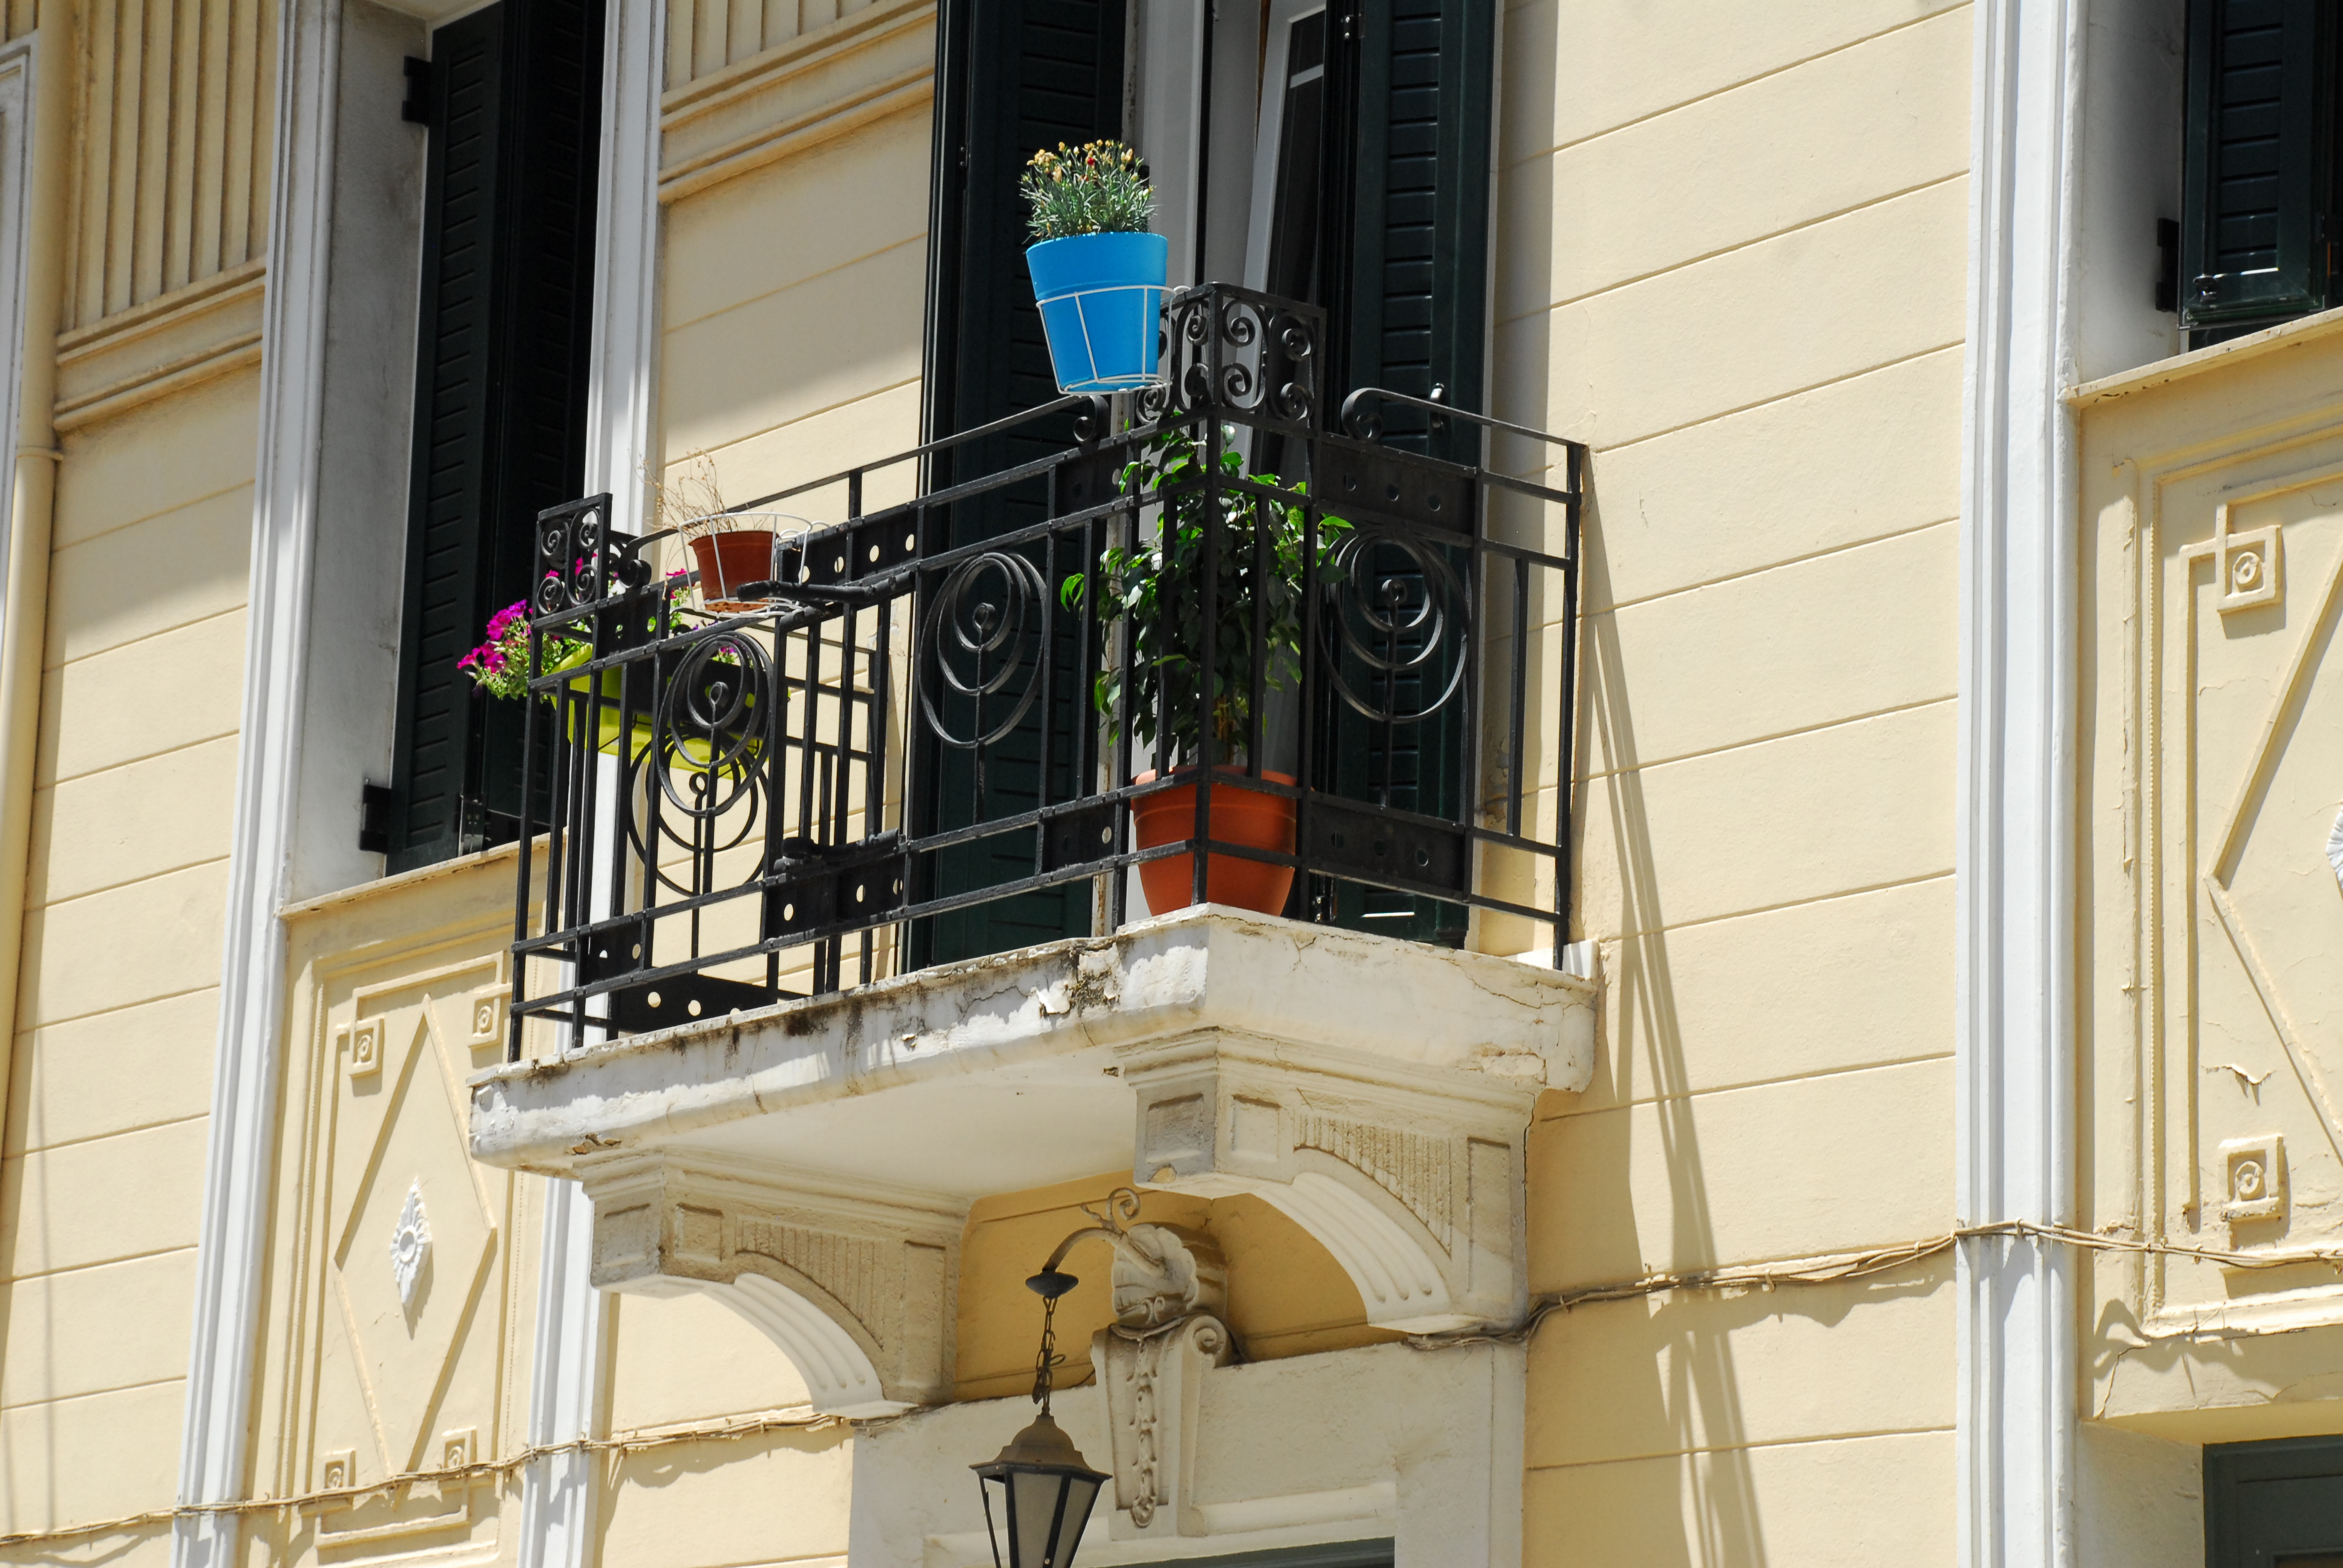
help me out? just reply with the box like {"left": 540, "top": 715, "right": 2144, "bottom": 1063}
{"left": 5, "top": 1219, "right": 2333, "bottom": 1550}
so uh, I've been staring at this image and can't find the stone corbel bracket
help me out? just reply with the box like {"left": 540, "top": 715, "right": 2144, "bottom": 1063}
{"left": 1122, "top": 1037, "right": 1547, "bottom": 1331}
{"left": 1093, "top": 1315, "right": 1232, "bottom": 1541}
{"left": 578, "top": 1152, "right": 961, "bottom": 1416}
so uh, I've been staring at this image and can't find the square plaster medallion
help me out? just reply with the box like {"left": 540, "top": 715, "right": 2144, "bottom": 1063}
{"left": 2220, "top": 1134, "right": 2286, "bottom": 1224}
{"left": 348, "top": 1018, "right": 384, "bottom": 1079}
{"left": 391, "top": 1181, "right": 432, "bottom": 1307}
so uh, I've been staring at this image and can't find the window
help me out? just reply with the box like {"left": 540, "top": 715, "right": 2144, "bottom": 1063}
{"left": 2206, "top": 1435, "right": 2343, "bottom": 1566}
{"left": 919, "top": 0, "right": 1498, "bottom": 958}
{"left": 918, "top": 3, "right": 1499, "bottom": 956}
{"left": 2180, "top": 0, "right": 2343, "bottom": 343}
{"left": 385, "top": 0, "right": 605, "bottom": 873}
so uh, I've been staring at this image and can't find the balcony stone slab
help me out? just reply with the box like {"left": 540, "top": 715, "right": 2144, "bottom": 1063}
{"left": 468, "top": 906, "right": 1593, "bottom": 1410}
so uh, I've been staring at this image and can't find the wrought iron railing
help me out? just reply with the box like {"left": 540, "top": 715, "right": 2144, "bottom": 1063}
{"left": 506, "top": 283, "right": 1585, "bottom": 1056}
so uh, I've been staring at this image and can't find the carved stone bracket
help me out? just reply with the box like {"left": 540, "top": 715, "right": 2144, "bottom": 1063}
{"left": 1092, "top": 1315, "right": 1233, "bottom": 1541}
{"left": 577, "top": 1152, "right": 960, "bottom": 1416}
{"left": 1122, "top": 1037, "right": 1539, "bottom": 1332}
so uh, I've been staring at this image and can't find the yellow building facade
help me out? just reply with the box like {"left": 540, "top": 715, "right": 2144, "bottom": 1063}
{"left": 0, "top": 1, "right": 2322, "bottom": 1566}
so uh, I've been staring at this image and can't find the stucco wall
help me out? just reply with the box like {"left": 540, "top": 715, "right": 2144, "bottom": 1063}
{"left": 1, "top": 368, "right": 257, "bottom": 1547}
{"left": 1502, "top": 2, "right": 1970, "bottom": 1561}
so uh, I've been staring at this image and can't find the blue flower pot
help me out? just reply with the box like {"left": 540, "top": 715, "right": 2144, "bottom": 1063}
{"left": 1026, "top": 231, "right": 1168, "bottom": 393}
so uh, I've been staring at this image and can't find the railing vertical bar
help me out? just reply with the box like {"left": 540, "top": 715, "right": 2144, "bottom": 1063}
{"left": 1110, "top": 473, "right": 1135, "bottom": 930}
{"left": 511, "top": 626, "right": 543, "bottom": 1062}
{"left": 1296, "top": 431, "right": 1322, "bottom": 923}
{"left": 1508, "top": 556, "right": 1529, "bottom": 840}
{"left": 865, "top": 575, "right": 894, "bottom": 987}
{"left": 1194, "top": 405, "right": 1222, "bottom": 910}
{"left": 1248, "top": 485, "right": 1268, "bottom": 780}
{"left": 1035, "top": 465, "right": 1060, "bottom": 887}
{"left": 1555, "top": 448, "right": 1583, "bottom": 944}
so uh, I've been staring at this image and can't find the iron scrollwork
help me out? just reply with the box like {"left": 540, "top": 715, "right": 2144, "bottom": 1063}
{"left": 1152, "top": 286, "right": 1319, "bottom": 429}
{"left": 1319, "top": 526, "right": 1470, "bottom": 725}
{"left": 914, "top": 551, "right": 1050, "bottom": 750}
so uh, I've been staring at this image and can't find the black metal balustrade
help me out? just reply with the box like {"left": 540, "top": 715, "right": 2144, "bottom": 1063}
{"left": 506, "top": 283, "right": 1585, "bottom": 1057}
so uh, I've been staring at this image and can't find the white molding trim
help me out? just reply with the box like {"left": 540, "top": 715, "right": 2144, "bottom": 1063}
{"left": 0, "top": 39, "right": 31, "bottom": 621}
{"left": 174, "top": 1, "right": 339, "bottom": 1565}
{"left": 1958, "top": 4, "right": 2082, "bottom": 1567}
{"left": 516, "top": 1, "right": 664, "bottom": 1563}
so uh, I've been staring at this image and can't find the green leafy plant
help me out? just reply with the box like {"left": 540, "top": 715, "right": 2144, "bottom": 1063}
{"left": 1061, "top": 423, "right": 1349, "bottom": 762}
{"left": 1021, "top": 140, "right": 1154, "bottom": 243}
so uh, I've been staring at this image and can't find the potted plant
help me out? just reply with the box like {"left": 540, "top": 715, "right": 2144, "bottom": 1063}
{"left": 459, "top": 591, "right": 761, "bottom": 768}
{"left": 1062, "top": 424, "right": 1348, "bottom": 915}
{"left": 1022, "top": 140, "right": 1166, "bottom": 394}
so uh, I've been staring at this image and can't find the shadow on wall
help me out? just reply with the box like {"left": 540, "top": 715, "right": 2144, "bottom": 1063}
{"left": 1538, "top": 476, "right": 1769, "bottom": 1563}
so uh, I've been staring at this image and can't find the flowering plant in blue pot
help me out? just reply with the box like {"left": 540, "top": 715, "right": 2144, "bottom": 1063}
{"left": 1021, "top": 140, "right": 1165, "bottom": 393}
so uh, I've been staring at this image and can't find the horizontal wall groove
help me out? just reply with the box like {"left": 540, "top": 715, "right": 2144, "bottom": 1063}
{"left": 0, "top": 1243, "right": 201, "bottom": 1290}
{"left": 1509, "top": 171, "right": 1970, "bottom": 321}
{"left": 1591, "top": 341, "right": 1967, "bottom": 456}
{"left": 13, "top": 980, "right": 221, "bottom": 1034}
{"left": 1524, "top": 1423, "right": 1958, "bottom": 1472}
{"left": 1500, "top": 1, "right": 1970, "bottom": 169}
{"left": 1592, "top": 871, "right": 1956, "bottom": 945}
{"left": 9, "top": 1109, "right": 212, "bottom": 1159}
{"left": 1584, "top": 515, "right": 1958, "bottom": 616}
{"left": 28, "top": 854, "right": 230, "bottom": 915}
{"left": 44, "top": 603, "right": 244, "bottom": 675}
{"left": 1577, "top": 694, "right": 1956, "bottom": 782}
{"left": 1539, "top": 1050, "right": 1956, "bottom": 1122}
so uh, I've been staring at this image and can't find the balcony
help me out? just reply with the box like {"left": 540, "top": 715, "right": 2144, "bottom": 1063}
{"left": 466, "top": 283, "right": 1593, "bottom": 1418}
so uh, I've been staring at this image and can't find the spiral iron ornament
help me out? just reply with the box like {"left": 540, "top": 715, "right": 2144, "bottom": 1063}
{"left": 915, "top": 552, "right": 1050, "bottom": 749}
{"left": 536, "top": 502, "right": 606, "bottom": 616}
{"left": 1319, "top": 527, "right": 1469, "bottom": 725}
{"left": 652, "top": 632, "right": 770, "bottom": 818}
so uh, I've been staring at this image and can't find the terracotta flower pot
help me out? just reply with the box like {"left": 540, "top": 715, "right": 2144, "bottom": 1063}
{"left": 687, "top": 529, "right": 778, "bottom": 609}
{"left": 1130, "top": 766, "right": 1297, "bottom": 916}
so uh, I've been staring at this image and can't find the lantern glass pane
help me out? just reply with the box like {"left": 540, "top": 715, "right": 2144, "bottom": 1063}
{"left": 1009, "top": 1471, "right": 1063, "bottom": 1567}
{"left": 1049, "top": 1473, "right": 1104, "bottom": 1565}
{"left": 977, "top": 1474, "right": 1008, "bottom": 1568}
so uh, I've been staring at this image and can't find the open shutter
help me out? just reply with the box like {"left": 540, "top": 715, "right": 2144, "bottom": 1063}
{"left": 390, "top": 8, "right": 511, "bottom": 872}
{"left": 2181, "top": 0, "right": 2336, "bottom": 336}
{"left": 1337, "top": 0, "right": 1494, "bottom": 463}
{"left": 919, "top": 0, "right": 1127, "bottom": 961}
{"left": 388, "top": 0, "right": 604, "bottom": 873}
{"left": 1322, "top": 0, "right": 1494, "bottom": 943}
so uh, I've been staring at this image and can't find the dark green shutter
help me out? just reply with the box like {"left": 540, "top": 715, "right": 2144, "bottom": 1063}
{"left": 919, "top": 0, "right": 1127, "bottom": 961}
{"left": 1323, "top": 0, "right": 1493, "bottom": 943}
{"left": 2206, "top": 1435, "right": 2343, "bottom": 1566}
{"left": 388, "top": 0, "right": 605, "bottom": 873}
{"left": 1338, "top": 0, "right": 1494, "bottom": 465}
{"left": 2181, "top": 0, "right": 2337, "bottom": 335}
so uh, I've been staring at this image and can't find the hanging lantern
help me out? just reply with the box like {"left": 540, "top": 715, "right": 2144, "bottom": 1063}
{"left": 971, "top": 1267, "right": 1107, "bottom": 1568}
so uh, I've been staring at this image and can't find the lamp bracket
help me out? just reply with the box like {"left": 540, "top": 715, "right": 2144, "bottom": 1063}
{"left": 1033, "top": 1187, "right": 1227, "bottom": 1330}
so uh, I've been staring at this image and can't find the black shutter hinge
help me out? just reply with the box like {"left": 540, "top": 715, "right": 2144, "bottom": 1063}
{"left": 401, "top": 57, "right": 432, "bottom": 126}
{"left": 359, "top": 783, "right": 394, "bottom": 854}
{"left": 2154, "top": 218, "right": 2179, "bottom": 313}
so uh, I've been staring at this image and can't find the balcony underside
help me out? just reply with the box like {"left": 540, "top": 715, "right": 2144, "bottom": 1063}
{"left": 469, "top": 907, "right": 1592, "bottom": 1412}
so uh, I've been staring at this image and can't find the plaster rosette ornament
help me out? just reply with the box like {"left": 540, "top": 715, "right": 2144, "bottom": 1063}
{"left": 390, "top": 1181, "right": 431, "bottom": 1309}
{"left": 2328, "top": 803, "right": 2343, "bottom": 890}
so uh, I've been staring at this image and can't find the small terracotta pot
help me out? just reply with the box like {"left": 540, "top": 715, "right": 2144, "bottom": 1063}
{"left": 687, "top": 529, "right": 777, "bottom": 608}
{"left": 1130, "top": 766, "right": 1297, "bottom": 916}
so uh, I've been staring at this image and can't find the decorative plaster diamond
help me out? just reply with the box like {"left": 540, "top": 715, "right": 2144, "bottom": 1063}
{"left": 390, "top": 1181, "right": 431, "bottom": 1307}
